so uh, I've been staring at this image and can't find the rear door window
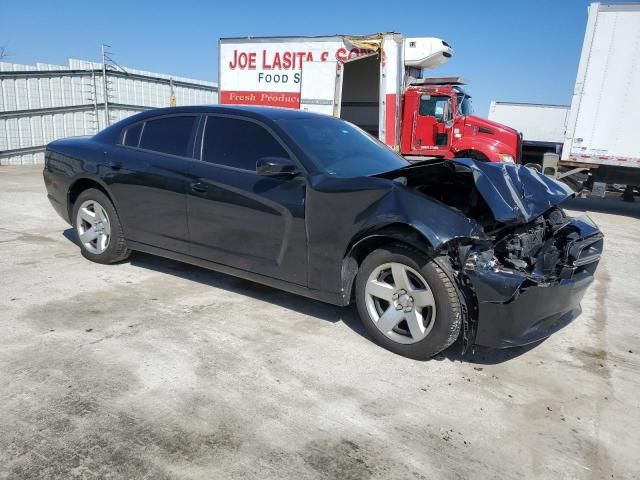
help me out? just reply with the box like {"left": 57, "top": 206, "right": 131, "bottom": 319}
{"left": 201, "top": 116, "right": 289, "bottom": 171}
{"left": 138, "top": 115, "right": 198, "bottom": 157}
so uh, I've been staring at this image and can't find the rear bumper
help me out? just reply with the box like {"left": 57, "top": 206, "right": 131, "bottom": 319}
{"left": 43, "top": 167, "right": 71, "bottom": 224}
{"left": 466, "top": 216, "right": 603, "bottom": 348}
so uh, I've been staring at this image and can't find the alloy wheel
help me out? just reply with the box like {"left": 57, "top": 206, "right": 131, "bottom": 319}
{"left": 364, "top": 262, "right": 437, "bottom": 344}
{"left": 76, "top": 199, "right": 111, "bottom": 254}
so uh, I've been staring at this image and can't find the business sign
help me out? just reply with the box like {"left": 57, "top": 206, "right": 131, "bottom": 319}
{"left": 219, "top": 38, "right": 377, "bottom": 108}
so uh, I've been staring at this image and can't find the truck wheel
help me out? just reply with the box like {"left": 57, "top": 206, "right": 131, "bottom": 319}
{"left": 560, "top": 176, "right": 584, "bottom": 193}
{"left": 71, "top": 188, "right": 130, "bottom": 264}
{"left": 525, "top": 162, "right": 542, "bottom": 172}
{"left": 355, "top": 243, "right": 462, "bottom": 360}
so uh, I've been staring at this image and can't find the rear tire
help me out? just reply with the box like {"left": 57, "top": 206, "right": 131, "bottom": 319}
{"left": 355, "top": 243, "right": 462, "bottom": 360}
{"left": 71, "top": 188, "right": 130, "bottom": 264}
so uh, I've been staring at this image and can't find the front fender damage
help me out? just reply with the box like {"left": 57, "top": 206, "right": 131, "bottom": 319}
{"left": 352, "top": 181, "right": 489, "bottom": 250}
{"left": 374, "top": 159, "right": 602, "bottom": 351}
{"left": 339, "top": 184, "right": 488, "bottom": 306}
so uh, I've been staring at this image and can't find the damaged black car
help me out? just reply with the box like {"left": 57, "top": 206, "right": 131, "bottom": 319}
{"left": 43, "top": 106, "right": 603, "bottom": 359}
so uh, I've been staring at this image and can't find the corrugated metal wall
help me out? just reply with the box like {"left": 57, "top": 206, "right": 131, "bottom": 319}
{"left": 0, "top": 107, "right": 144, "bottom": 165}
{"left": 0, "top": 58, "right": 218, "bottom": 165}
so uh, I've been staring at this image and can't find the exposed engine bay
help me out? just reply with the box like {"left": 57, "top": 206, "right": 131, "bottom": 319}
{"left": 492, "top": 208, "right": 569, "bottom": 276}
{"left": 382, "top": 159, "right": 603, "bottom": 281}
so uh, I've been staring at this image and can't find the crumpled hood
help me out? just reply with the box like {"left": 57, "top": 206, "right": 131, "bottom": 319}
{"left": 378, "top": 158, "right": 573, "bottom": 225}
{"left": 456, "top": 158, "right": 573, "bottom": 223}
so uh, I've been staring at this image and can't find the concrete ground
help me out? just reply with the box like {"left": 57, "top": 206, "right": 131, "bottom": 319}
{"left": 1, "top": 166, "right": 639, "bottom": 480}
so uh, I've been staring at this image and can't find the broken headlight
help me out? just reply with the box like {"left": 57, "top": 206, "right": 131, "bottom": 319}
{"left": 464, "top": 248, "right": 497, "bottom": 271}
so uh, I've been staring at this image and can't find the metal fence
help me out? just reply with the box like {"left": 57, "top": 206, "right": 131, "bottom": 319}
{"left": 0, "top": 59, "right": 218, "bottom": 165}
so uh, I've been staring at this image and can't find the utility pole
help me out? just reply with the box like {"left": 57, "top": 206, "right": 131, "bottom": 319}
{"left": 169, "top": 78, "right": 177, "bottom": 107}
{"left": 101, "top": 44, "right": 110, "bottom": 127}
{"left": 100, "top": 44, "right": 128, "bottom": 126}
{"left": 91, "top": 67, "right": 99, "bottom": 130}
{"left": 82, "top": 60, "right": 100, "bottom": 132}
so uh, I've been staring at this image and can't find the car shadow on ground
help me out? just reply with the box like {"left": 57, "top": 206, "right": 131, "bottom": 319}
{"left": 63, "top": 228, "right": 544, "bottom": 365}
{"left": 131, "top": 251, "right": 365, "bottom": 329}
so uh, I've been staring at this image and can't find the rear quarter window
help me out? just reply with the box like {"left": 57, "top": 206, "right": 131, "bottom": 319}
{"left": 138, "top": 115, "right": 198, "bottom": 157}
{"left": 123, "top": 123, "right": 143, "bottom": 147}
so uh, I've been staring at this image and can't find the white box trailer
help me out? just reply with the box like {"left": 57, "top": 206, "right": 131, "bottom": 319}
{"left": 218, "top": 33, "right": 452, "bottom": 146}
{"left": 488, "top": 102, "right": 569, "bottom": 166}
{"left": 488, "top": 102, "right": 569, "bottom": 146}
{"left": 562, "top": 2, "right": 640, "bottom": 185}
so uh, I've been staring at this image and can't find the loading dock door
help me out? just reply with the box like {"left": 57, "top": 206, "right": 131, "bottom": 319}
{"left": 299, "top": 61, "right": 342, "bottom": 116}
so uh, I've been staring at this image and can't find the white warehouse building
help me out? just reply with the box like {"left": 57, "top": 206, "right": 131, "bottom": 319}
{"left": 0, "top": 58, "right": 218, "bottom": 165}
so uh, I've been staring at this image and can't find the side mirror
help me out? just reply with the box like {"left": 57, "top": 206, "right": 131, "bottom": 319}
{"left": 256, "top": 156, "right": 299, "bottom": 178}
{"left": 442, "top": 101, "right": 453, "bottom": 123}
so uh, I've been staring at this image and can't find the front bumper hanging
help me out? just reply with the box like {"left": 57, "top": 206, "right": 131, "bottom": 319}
{"left": 466, "top": 216, "right": 603, "bottom": 348}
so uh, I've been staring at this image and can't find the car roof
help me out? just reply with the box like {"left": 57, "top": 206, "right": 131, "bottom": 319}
{"left": 93, "top": 104, "right": 328, "bottom": 146}
{"left": 128, "top": 104, "right": 321, "bottom": 122}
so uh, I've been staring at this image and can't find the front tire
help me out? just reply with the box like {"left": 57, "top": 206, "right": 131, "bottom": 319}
{"left": 355, "top": 244, "right": 462, "bottom": 360}
{"left": 72, "top": 188, "right": 130, "bottom": 264}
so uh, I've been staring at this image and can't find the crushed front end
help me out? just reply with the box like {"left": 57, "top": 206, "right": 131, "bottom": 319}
{"left": 376, "top": 157, "right": 604, "bottom": 349}
{"left": 461, "top": 209, "right": 603, "bottom": 348}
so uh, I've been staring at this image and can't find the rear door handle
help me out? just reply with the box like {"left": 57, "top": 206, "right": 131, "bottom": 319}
{"left": 108, "top": 161, "right": 122, "bottom": 170}
{"left": 190, "top": 182, "right": 207, "bottom": 193}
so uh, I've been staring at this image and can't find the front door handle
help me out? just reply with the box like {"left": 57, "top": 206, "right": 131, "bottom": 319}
{"left": 108, "top": 161, "right": 122, "bottom": 170}
{"left": 190, "top": 182, "right": 207, "bottom": 193}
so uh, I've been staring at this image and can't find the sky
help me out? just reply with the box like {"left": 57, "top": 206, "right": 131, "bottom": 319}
{"left": 0, "top": 0, "right": 627, "bottom": 117}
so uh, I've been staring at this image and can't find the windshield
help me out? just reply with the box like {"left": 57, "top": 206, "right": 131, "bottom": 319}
{"left": 457, "top": 95, "right": 473, "bottom": 115}
{"left": 278, "top": 116, "right": 408, "bottom": 178}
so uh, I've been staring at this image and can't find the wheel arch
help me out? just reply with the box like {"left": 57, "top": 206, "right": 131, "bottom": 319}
{"left": 340, "top": 223, "right": 436, "bottom": 305}
{"left": 342, "top": 226, "right": 476, "bottom": 353}
{"left": 455, "top": 149, "right": 490, "bottom": 162}
{"left": 453, "top": 137, "right": 505, "bottom": 162}
{"left": 67, "top": 176, "right": 117, "bottom": 221}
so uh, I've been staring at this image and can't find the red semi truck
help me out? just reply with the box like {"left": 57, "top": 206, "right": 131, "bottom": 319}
{"left": 401, "top": 78, "right": 522, "bottom": 163}
{"left": 219, "top": 33, "right": 522, "bottom": 163}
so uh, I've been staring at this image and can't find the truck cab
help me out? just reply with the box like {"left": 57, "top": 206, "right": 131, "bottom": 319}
{"left": 400, "top": 78, "right": 522, "bottom": 163}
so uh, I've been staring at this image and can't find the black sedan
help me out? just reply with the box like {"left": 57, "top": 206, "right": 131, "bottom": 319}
{"left": 43, "top": 106, "right": 603, "bottom": 359}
